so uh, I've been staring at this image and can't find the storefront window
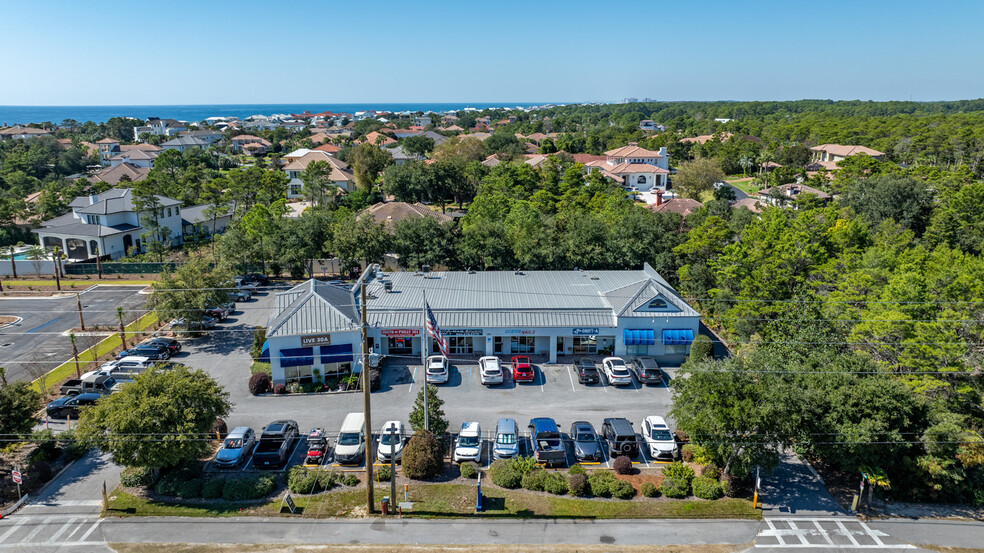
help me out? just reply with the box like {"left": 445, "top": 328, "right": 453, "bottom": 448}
{"left": 572, "top": 336, "right": 597, "bottom": 354}
{"left": 322, "top": 361, "right": 351, "bottom": 375}
{"left": 284, "top": 365, "right": 314, "bottom": 383}
{"left": 626, "top": 344, "right": 648, "bottom": 356}
{"left": 493, "top": 337, "right": 503, "bottom": 354}
{"left": 388, "top": 337, "right": 414, "bottom": 355}
{"left": 448, "top": 336, "right": 474, "bottom": 355}
{"left": 511, "top": 336, "right": 535, "bottom": 354}
{"left": 664, "top": 344, "right": 690, "bottom": 355}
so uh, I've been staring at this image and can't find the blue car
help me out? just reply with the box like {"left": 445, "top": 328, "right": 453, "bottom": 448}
{"left": 214, "top": 426, "right": 257, "bottom": 468}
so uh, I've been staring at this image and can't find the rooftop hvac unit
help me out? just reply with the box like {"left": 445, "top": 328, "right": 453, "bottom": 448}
{"left": 383, "top": 281, "right": 393, "bottom": 292}
{"left": 421, "top": 264, "right": 431, "bottom": 273}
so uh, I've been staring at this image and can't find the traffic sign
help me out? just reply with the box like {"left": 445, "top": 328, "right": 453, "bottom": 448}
{"left": 11, "top": 471, "right": 22, "bottom": 484}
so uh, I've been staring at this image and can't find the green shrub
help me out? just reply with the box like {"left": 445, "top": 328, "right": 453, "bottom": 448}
{"left": 222, "top": 476, "right": 274, "bottom": 501}
{"left": 202, "top": 478, "right": 225, "bottom": 499}
{"left": 641, "top": 481, "right": 659, "bottom": 497}
{"left": 692, "top": 476, "right": 724, "bottom": 500}
{"left": 544, "top": 472, "right": 568, "bottom": 495}
{"left": 660, "top": 476, "right": 690, "bottom": 499}
{"left": 721, "top": 474, "right": 738, "bottom": 498}
{"left": 31, "top": 430, "right": 58, "bottom": 462}
{"left": 376, "top": 465, "right": 392, "bottom": 482}
{"left": 612, "top": 455, "right": 632, "bottom": 475}
{"left": 459, "top": 462, "right": 478, "bottom": 479}
{"left": 342, "top": 474, "right": 359, "bottom": 487}
{"left": 58, "top": 429, "right": 89, "bottom": 461}
{"left": 120, "top": 466, "right": 156, "bottom": 488}
{"left": 511, "top": 456, "right": 539, "bottom": 474}
{"left": 155, "top": 475, "right": 180, "bottom": 496}
{"left": 521, "top": 468, "right": 548, "bottom": 492}
{"left": 568, "top": 473, "right": 588, "bottom": 496}
{"left": 681, "top": 444, "right": 712, "bottom": 465}
{"left": 662, "top": 462, "right": 695, "bottom": 484}
{"left": 402, "top": 431, "right": 444, "bottom": 480}
{"left": 587, "top": 470, "right": 618, "bottom": 497}
{"left": 690, "top": 334, "right": 713, "bottom": 359}
{"left": 700, "top": 464, "right": 721, "bottom": 480}
{"left": 250, "top": 327, "right": 266, "bottom": 359}
{"left": 567, "top": 464, "right": 586, "bottom": 476}
{"left": 177, "top": 478, "right": 203, "bottom": 499}
{"left": 248, "top": 372, "right": 271, "bottom": 395}
{"left": 609, "top": 479, "right": 636, "bottom": 499}
{"left": 489, "top": 459, "right": 522, "bottom": 489}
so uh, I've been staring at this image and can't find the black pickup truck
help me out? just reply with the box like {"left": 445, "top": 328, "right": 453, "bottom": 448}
{"left": 60, "top": 374, "right": 120, "bottom": 396}
{"left": 252, "top": 420, "right": 299, "bottom": 468}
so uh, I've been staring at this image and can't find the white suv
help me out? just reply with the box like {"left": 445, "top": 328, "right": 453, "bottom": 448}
{"left": 425, "top": 355, "right": 449, "bottom": 384}
{"left": 479, "top": 356, "right": 503, "bottom": 385}
{"left": 453, "top": 421, "right": 482, "bottom": 463}
{"left": 602, "top": 357, "right": 633, "bottom": 386}
{"left": 642, "top": 415, "right": 678, "bottom": 461}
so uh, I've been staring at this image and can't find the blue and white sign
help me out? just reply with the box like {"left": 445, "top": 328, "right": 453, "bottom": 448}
{"left": 572, "top": 327, "right": 600, "bottom": 336}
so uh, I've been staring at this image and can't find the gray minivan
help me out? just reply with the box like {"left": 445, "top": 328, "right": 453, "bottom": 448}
{"left": 493, "top": 418, "right": 520, "bottom": 460}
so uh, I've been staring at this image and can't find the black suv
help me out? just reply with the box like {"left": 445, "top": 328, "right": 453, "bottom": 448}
{"left": 575, "top": 360, "right": 600, "bottom": 384}
{"left": 252, "top": 420, "right": 299, "bottom": 468}
{"left": 601, "top": 417, "right": 638, "bottom": 456}
{"left": 145, "top": 337, "right": 181, "bottom": 355}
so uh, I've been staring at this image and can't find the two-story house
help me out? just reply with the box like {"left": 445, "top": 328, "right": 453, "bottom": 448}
{"left": 0, "top": 126, "right": 53, "bottom": 140}
{"left": 639, "top": 120, "right": 665, "bottom": 132}
{"left": 133, "top": 118, "right": 186, "bottom": 140}
{"left": 161, "top": 136, "right": 206, "bottom": 152}
{"left": 179, "top": 129, "right": 223, "bottom": 145}
{"left": 283, "top": 151, "right": 355, "bottom": 199}
{"left": 231, "top": 134, "right": 272, "bottom": 152}
{"left": 581, "top": 143, "right": 670, "bottom": 191}
{"left": 109, "top": 148, "right": 159, "bottom": 168}
{"left": 33, "top": 189, "right": 184, "bottom": 261}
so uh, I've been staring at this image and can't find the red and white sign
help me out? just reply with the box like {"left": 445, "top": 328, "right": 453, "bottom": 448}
{"left": 381, "top": 329, "right": 420, "bottom": 337}
{"left": 11, "top": 470, "right": 21, "bottom": 484}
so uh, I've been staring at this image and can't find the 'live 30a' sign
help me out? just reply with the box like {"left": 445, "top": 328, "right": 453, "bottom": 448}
{"left": 300, "top": 334, "right": 332, "bottom": 347}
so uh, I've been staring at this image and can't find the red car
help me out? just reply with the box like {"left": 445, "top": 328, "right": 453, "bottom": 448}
{"left": 511, "top": 356, "right": 535, "bottom": 382}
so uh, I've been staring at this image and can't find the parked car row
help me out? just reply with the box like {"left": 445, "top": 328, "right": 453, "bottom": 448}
{"left": 426, "top": 355, "right": 664, "bottom": 387}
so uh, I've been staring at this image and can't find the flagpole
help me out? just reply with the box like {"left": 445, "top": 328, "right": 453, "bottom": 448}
{"left": 422, "top": 289, "right": 429, "bottom": 431}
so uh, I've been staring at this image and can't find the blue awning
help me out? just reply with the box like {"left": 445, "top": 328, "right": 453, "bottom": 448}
{"left": 623, "top": 329, "right": 655, "bottom": 345}
{"left": 280, "top": 347, "right": 313, "bottom": 368}
{"left": 259, "top": 340, "right": 270, "bottom": 363}
{"left": 662, "top": 329, "right": 695, "bottom": 345}
{"left": 320, "top": 344, "right": 353, "bottom": 365}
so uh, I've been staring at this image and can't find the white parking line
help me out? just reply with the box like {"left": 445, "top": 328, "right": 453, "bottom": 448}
{"left": 408, "top": 366, "right": 418, "bottom": 394}
{"left": 539, "top": 368, "right": 545, "bottom": 392}
{"left": 566, "top": 365, "right": 576, "bottom": 392}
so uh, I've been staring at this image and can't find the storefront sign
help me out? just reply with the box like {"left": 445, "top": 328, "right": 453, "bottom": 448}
{"left": 444, "top": 328, "right": 483, "bottom": 336}
{"left": 382, "top": 328, "right": 420, "bottom": 337}
{"left": 504, "top": 329, "right": 536, "bottom": 335}
{"left": 572, "top": 327, "right": 600, "bottom": 336}
{"left": 300, "top": 334, "right": 332, "bottom": 347}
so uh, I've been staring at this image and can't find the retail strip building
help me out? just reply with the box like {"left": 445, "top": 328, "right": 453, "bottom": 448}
{"left": 264, "top": 264, "right": 700, "bottom": 385}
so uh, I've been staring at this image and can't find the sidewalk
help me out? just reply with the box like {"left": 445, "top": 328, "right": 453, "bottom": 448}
{"left": 759, "top": 452, "right": 848, "bottom": 517}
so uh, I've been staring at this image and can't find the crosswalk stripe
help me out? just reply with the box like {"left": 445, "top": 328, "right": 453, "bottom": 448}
{"left": 0, "top": 519, "right": 28, "bottom": 544}
{"left": 66, "top": 518, "right": 88, "bottom": 541}
{"left": 46, "top": 517, "right": 77, "bottom": 543}
{"left": 19, "top": 516, "right": 54, "bottom": 544}
{"left": 78, "top": 518, "right": 102, "bottom": 542}
{"left": 813, "top": 520, "right": 835, "bottom": 546}
{"left": 834, "top": 520, "right": 861, "bottom": 547}
{"left": 859, "top": 521, "right": 884, "bottom": 547}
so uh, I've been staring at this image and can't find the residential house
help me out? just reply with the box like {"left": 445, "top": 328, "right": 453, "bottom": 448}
{"left": 441, "top": 114, "right": 459, "bottom": 126}
{"left": 89, "top": 163, "right": 151, "bottom": 185}
{"left": 231, "top": 134, "right": 271, "bottom": 152}
{"left": 732, "top": 197, "right": 764, "bottom": 214}
{"left": 757, "top": 183, "right": 831, "bottom": 207}
{"left": 414, "top": 116, "right": 432, "bottom": 127}
{"left": 33, "top": 189, "right": 185, "bottom": 260}
{"left": 109, "top": 148, "right": 159, "bottom": 168}
{"left": 55, "top": 138, "right": 98, "bottom": 157}
{"left": 679, "top": 132, "right": 734, "bottom": 145}
{"left": 0, "top": 126, "right": 52, "bottom": 140}
{"left": 161, "top": 136, "right": 206, "bottom": 152}
{"left": 313, "top": 143, "right": 341, "bottom": 154}
{"left": 361, "top": 131, "right": 396, "bottom": 146}
{"left": 422, "top": 130, "right": 448, "bottom": 146}
{"left": 133, "top": 118, "right": 186, "bottom": 140}
{"left": 358, "top": 201, "right": 453, "bottom": 229}
{"left": 391, "top": 128, "right": 422, "bottom": 139}
{"left": 580, "top": 143, "right": 670, "bottom": 191}
{"left": 639, "top": 120, "right": 665, "bottom": 132}
{"left": 647, "top": 193, "right": 702, "bottom": 217}
{"left": 386, "top": 145, "right": 416, "bottom": 165}
{"left": 438, "top": 124, "right": 464, "bottom": 133}
{"left": 808, "top": 144, "right": 886, "bottom": 171}
{"left": 96, "top": 138, "right": 121, "bottom": 165}
{"left": 283, "top": 151, "right": 355, "bottom": 198}
{"left": 179, "top": 129, "right": 223, "bottom": 145}
{"left": 180, "top": 203, "right": 234, "bottom": 239}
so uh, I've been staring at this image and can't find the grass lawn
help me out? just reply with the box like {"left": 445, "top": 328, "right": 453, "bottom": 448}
{"left": 725, "top": 177, "right": 761, "bottom": 196}
{"left": 107, "top": 483, "right": 759, "bottom": 520}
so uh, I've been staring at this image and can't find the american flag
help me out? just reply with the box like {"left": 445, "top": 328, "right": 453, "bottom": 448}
{"left": 425, "top": 301, "right": 449, "bottom": 357}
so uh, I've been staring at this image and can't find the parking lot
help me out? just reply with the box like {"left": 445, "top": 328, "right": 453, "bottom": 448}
{"left": 43, "top": 283, "right": 682, "bottom": 474}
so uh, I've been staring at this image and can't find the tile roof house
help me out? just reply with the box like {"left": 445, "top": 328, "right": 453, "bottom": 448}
{"left": 133, "top": 118, "right": 186, "bottom": 140}
{"left": 313, "top": 143, "right": 341, "bottom": 154}
{"left": 732, "top": 197, "right": 765, "bottom": 213}
{"left": 648, "top": 194, "right": 703, "bottom": 217}
{"left": 358, "top": 201, "right": 453, "bottom": 228}
{"left": 808, "top": 144, "right": 886, "bottom": 171}
{"left": 108, "top": 147, "right": 160, "bottom": 168}
{"left": 591, "top": 143, "right": 670, "bottom": 191}
{"left": 360, "top": 131, "right": 396, "bottom": 146}
{"left": 33, "top": 189, "right": 185, "bottom": 260}
{"left": 89, "top": 163, "right": 151, "bottom": 185}
{"left": 0, "top": 126, "right": 53, "bottom": 140}
{"left": 757, "top": 183, "right": 831, "bottom": 207}
{"left": 283, "top": 151, "right": 355, "bottom": 198}
{"left": 231, "top": 134, "right": 271, "bottom": 152}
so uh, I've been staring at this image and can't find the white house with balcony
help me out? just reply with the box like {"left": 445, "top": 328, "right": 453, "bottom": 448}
{"left": 33, "top": 189, "right": 185, "bottom": 261}
{"left": 582, "top": 143, "right": 670, "bottom": 191}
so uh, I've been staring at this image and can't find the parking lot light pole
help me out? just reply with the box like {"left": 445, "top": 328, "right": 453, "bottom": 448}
{"left": 361, "top": 283, "right": 374, "bottom": 513}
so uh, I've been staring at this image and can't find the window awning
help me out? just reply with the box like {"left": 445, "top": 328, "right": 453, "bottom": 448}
{"left": 662, "top": 329, "right": 695, "bottom": 345}
{"left": 320, "top": 344, "right": 353, "bottom": 365}
{"left": 259, "top": 340, "right": 270, "bottom": 363}
{"left": 280, "top": 347, "right": 313, "bottom": 368}
{"left": 623, "top": 329, "right": 655, "bottom": 345}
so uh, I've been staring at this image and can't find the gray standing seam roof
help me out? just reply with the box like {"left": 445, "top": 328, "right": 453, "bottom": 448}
{"left": 268, "top": 280, "right": 360, "bottom": 337}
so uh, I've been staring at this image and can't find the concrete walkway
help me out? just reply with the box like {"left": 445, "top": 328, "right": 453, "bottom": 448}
{"left": 759, "top": 453, "right": 849, "bottom": 517}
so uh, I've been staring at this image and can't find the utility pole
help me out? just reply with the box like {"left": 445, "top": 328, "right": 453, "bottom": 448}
{"left": 421, "top": 291, "right": 428, "bottom": 431}
{"left": 388, "top": 423, "right": 397, "bottom": 509}
{"left": 76, "top": 293, "right": 85, "bottom": 331}
{"left": 70, "top": 332, "right": 81, "bottom": 378}
{"left": 53, "top": 247, "right": 62, "bottom": 291}
{"left": 361, "top": 283, "right": 374, "bottom": 513}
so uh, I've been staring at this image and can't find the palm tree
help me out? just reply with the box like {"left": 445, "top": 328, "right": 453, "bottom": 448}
{"left": 25, "top": 244, "right": 46, "bottom": 277}
{"left": 738, "top": 155, "right": 754, "bottom": 176}
{"left": 860, "top": 465, "right": 891, "bottom": 509}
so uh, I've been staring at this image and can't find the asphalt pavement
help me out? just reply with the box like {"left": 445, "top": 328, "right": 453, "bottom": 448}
{"left": 0, "top": 285, "right": 148, "bottom": 382}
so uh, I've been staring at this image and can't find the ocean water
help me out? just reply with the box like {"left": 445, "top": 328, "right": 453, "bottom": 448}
{"left": 0, "top": 103, "right": 549, "bottom": 126}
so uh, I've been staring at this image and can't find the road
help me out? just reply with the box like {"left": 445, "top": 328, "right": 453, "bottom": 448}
{"left": 0, "top": 285, "right": 148, "bottom": 382}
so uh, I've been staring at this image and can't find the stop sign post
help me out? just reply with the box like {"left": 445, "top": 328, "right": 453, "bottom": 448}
{"left": 12, "top": 469, "right": 22, "bottom": 498}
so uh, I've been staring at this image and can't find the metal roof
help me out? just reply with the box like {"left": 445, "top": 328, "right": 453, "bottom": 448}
{"left": 372, "top": 309, "right": 615, "bottom": 329}
{"left": 268, "top": 280, "right": 360, "bottom": 337}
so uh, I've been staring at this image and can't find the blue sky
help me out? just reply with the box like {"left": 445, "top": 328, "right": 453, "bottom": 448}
{"left": 2, "top": 0, "right": 982, "bottom": 105}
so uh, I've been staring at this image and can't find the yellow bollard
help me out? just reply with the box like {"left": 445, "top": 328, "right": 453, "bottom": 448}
{"left": 67, "top": 415, "right": 71, "bottom": 430}
{"left": 752, "top": 490, "right": 758, "bottom": 509}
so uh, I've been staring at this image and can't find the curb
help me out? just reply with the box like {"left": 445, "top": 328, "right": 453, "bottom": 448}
{"left": 0, "top": 316, "right": 23, "bottom": 330}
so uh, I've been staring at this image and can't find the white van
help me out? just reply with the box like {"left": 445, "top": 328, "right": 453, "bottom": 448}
{"left": 453, "top": 421, "right": 482, "bottom": 463}
{"left": 335, "top": 412, "right": 366, "bottom": 465}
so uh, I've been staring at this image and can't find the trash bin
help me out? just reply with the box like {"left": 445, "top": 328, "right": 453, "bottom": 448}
{"left": 380, "top": 497, "right": 389, "bottom": 515}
